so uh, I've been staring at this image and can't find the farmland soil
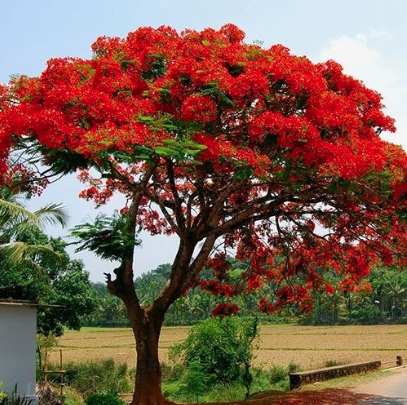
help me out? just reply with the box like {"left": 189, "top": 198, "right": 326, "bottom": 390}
{"left": 52, "top": 326, "right": 407, "bottom": 404}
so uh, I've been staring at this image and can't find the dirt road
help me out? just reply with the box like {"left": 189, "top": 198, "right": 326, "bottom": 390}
{"left": 351, "top": 367, "right": 407, "bottom": 404}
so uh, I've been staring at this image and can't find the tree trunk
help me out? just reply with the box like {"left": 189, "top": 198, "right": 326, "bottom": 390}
{"left": 130, "top": 308, "right": 171, "bottom": 405}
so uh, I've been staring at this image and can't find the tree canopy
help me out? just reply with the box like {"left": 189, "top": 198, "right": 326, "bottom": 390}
{"left": 1, "top": 23, "right": 407, "bottom": 405}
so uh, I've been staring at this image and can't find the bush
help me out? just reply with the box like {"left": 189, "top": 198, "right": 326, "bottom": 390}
{"left": 85, "top": 393, "right": 126, "bottom": 405}
{"left": 0, "top": 383, "right": 7, "bottom": 405}
{"left": 64, "top": 358, "right": 131, "bottom": 398}
{"left": 324, "top": 359, "right": 344, "bottom": 368}
{"left": 0, "top": 385, "right": 32, "bottom": 405}
{"left": 268, "top": 363, "right": 301, "bottom": 391}
{"left": 170, "top": 317, "right": 259, "bottom": 385}
{"left": 163, "top": 367, "right": 274, "bottom": 403}
{"left": 160, "top": 362, "right": 184, "bottom": 383}
{"left": 169, "top": 316, "right": 259, "bottom": 401}
{"left": 182, "top": 361, "right": 210, "bottom": 399}
{"left": 269, "top": 365, "right": 287, "bottom": 385}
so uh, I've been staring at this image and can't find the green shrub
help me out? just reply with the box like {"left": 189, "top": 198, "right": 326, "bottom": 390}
{"left": 84, "top": 393, "right": 126, "bottom": 405}
{"left": 160, "top": 362, "right": 184, "bottom": 383}
{"left": 64, "top": 358, "right": 131, "bottom": 398}
{"left": 0, "top": 383, "right": 7, "bottom": 405}
{"left": 0, "top": 385, "right": 33, "bottom": 405}
{"left": 268, "top": 363, "right": 300, "bottom": 391}
{"left": 287, "top": 361, "right": 301, "bottom": 374}
{"left": 164, "top": 370, "right": 273, "bottom": 404}
{"left": 324, "top": 359, "right": 344, "bottom": 368}
{"left": 169, "top": 316, "right": 259, "bottom": 401}
{"left": 269, "top": 365, "right": 287, "bottom": 385}
{"left": 170, "top": 317, "right": 259, "bottom": 384}
{"left": 182, "top": 361, "right": 210, "bottom": 400}
{"left": 61, "top": 386, "right": 83, "bottom": 405}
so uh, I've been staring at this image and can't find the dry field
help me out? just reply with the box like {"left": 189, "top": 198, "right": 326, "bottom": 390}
{"left": 48, "top": 324, "right": 407, "bottom": 371}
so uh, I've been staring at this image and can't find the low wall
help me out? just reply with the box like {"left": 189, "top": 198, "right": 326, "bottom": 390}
{"left": 289, "top": 360, "right": 382, "bottom": 390}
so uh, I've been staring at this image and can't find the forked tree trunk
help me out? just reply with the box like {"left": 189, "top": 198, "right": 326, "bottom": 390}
{"left": 130, "top": 308, "right": 171, "bottom": 405}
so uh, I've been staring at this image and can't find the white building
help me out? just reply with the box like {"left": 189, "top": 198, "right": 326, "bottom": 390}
{"left": 0, "top": 301, "right": 38, "bottom": 405}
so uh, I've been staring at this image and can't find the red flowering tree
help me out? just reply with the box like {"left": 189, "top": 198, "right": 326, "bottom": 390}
{"left": 2, "top": 24, "right": 407, "bottom": 405}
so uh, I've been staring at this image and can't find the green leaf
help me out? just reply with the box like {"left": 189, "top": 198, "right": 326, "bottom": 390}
{"left": 120, "top": 59, "right": 134, "bottom": 70}
{"left": 233, "top": 167, "right": 253, "bottom": 180}
{"left": 153, "top": 138, "right": 207, "bottom": 163}
{"left": 137, "top": 115, "right": 155, "bottom": 124}
{"left": 154, "top": 146, "right": 175, "bottom": 157}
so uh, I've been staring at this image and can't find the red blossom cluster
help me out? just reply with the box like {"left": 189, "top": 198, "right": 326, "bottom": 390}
{"left": 211, "top": 302, "right": 239, "bottom": 317}
{"left": 1, "top": 24, "right": 407, "bottom": 318}
{"left": 1, "top": 163, "right": 49, "bottom": 196}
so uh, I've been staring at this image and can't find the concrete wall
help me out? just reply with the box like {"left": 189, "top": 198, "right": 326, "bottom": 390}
{"left": 0, "top": 303, "right": 38, "bottom": 405}
{"left": 289, "top": 360, "right": 382, "bottom": 390}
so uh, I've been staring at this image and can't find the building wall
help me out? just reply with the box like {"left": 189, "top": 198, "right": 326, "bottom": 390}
{"left": 0, "top": 303, "right": 38, "bottom": 405}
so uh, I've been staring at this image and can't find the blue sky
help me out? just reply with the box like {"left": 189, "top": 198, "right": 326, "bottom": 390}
{"left": 1, "top": 0, "right": 407, "bottom": 281}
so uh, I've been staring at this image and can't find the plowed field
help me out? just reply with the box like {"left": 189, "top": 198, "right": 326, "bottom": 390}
{"left": 49, "top": 324, "right": 407, "bottom": 371}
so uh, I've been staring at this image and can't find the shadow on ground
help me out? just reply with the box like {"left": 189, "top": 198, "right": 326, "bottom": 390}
{"left": 232, "top": 388, "right": 407, "bottom": 405}
{"left": 363, "top": 396, "right": 407, "bottom": 405}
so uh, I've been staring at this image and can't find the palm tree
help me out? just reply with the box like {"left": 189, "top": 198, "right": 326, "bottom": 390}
{"left": 0, "top": 192, "right": 69, "bottom": 273}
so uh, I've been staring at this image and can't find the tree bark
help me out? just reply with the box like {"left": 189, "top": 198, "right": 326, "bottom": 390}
{"left": 130, "top": 308, "right": 171, "bottom": 405}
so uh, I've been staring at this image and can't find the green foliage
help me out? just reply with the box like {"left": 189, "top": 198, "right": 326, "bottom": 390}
{"left": 170, "top": 317, "right": 259, "bottom": 385}
{"left": 82, "top": 283, "right": 129, "bottom": 327}
{"left": 37, "top": 258, "right": 97, "bottom": 336}
{"left": 267, "top": 363, "right": 302, "bottom": 391}
{"left": 166, "top": 317, "right": 260, "bottom": 401}
{"left": 350, "top": 303, "right": 382, "bottom": 324}
{"left": 84, "top": 393, "right": 126, "bottom": 405}
{"left": 162, "top": 365, "right": 274, "bottom": 403}
{"left": 0, "top": 221, "right": 96, "bottom": 336}
{"left": 302, "top": 265, "right": 407, "bottom": 326}
{"left": 269, "top": 365, "right": 288, "bottom": 385}
{"left": 0, "top": 385, "right": 33, "bottom": 405}
{"left": 60, "top": 386, "right": 83, "bottom": 405}
{"left": 71, "top": 211, "right": 141, "bottom": 261}
{"left": 84, "top": 258, "right": 407, "bottom": 331}
{"left": 154, "top": 138, "right": 207, "bottom": 164}
{"left": 181, "top": 361, "right": 210, "bottom": 400}
{"left": 37, "top": 333, "right": 58, "bottom": 374}
{"left": 0, "top": 383, "right": 7, "bottom": 405}
{"left": 324, "top": 360, "right": 344, "bottom": 368}
{"left": 64, "top": 358, "right": 131, "bottom": 398}
{"left": 0, "top": 193, "right": 67, "bottom": 274}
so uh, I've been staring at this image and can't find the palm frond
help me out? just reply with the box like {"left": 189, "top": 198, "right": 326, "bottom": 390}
{"left": 0, "top": 241, "right": 65, "bottom": 274}
{"left": 0, "top": 198, "right": 41, "bottom": 229}
{"left": 71, "top": 212, "right": 141, "bottom": 261}
{"left": 34, "top": 203, "right": 69, "bottom": 228}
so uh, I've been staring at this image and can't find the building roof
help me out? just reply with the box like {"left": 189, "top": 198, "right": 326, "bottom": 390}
{"left": 0, "top": 299, "right": 63, "bottom": 308}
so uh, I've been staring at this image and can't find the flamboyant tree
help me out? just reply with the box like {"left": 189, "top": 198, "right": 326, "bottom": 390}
{"left": 2, "top": 24, "right": 407, "bottom": 404}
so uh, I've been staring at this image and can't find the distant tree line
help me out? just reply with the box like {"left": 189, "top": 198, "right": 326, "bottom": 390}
{"left": 83, "top": 261, "right": 407, "bottom": 327}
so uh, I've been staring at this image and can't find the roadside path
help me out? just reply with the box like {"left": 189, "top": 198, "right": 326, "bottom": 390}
{"left": 351, "top": 367, "right": 407, "bottom": 404}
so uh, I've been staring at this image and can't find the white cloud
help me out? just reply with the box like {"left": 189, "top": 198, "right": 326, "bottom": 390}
{"left": 317, "top": 33, "right": 407, "bottom": 149}
{"left": 318, "top": 34, "right": 396, "bottom": 94}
